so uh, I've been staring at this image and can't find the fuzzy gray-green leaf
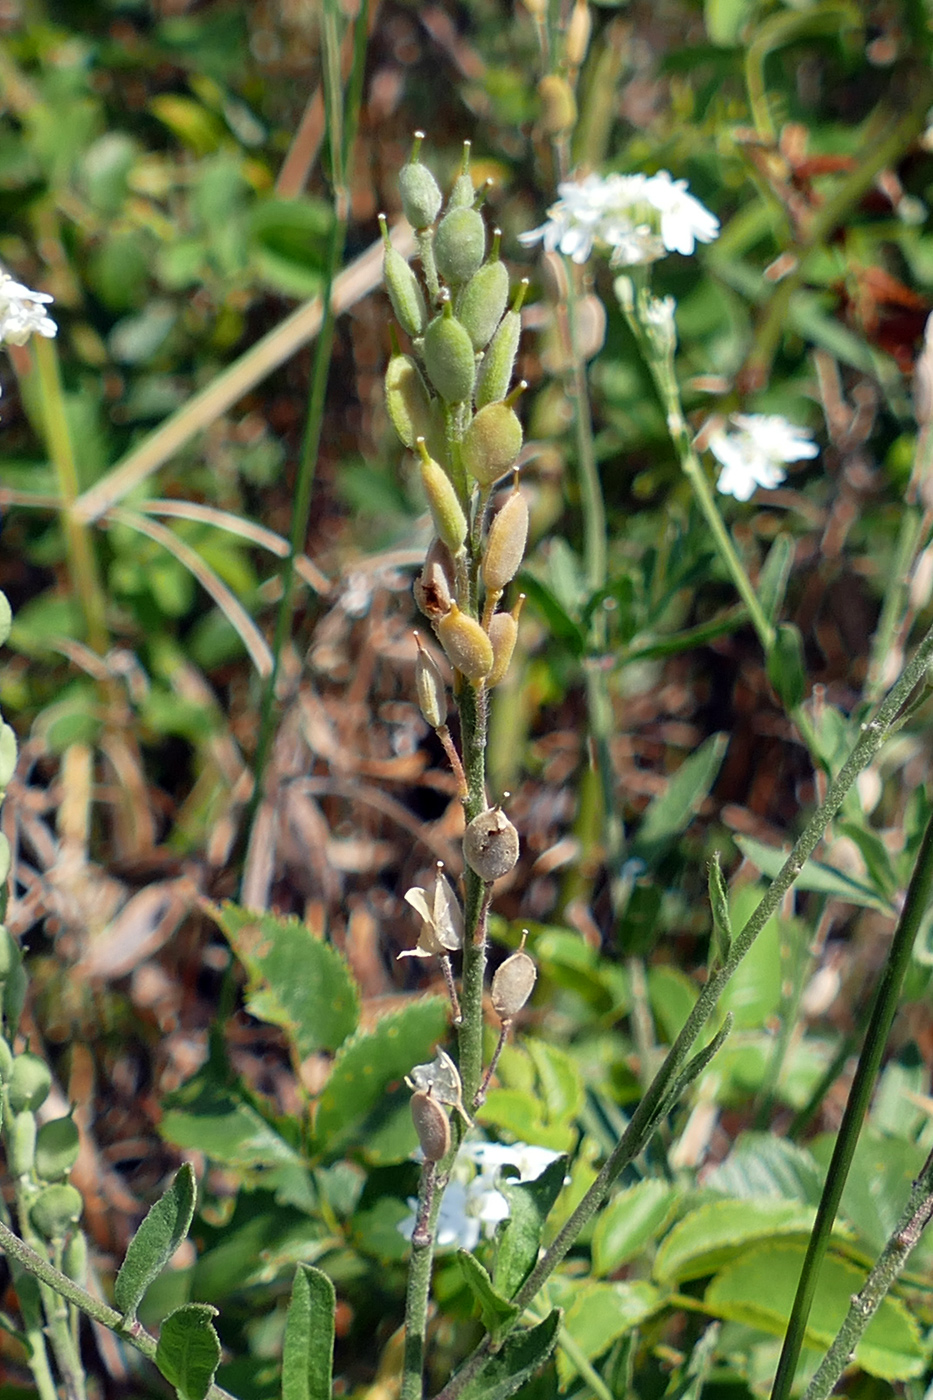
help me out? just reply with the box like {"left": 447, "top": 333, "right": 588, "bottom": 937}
{"left": 114, "top": 1163, "right": 197, "bottom": 1322}
{"left": 155, "top": 1302, "right": 221, "bottom": 1400}
{"left": 282, "top": 1264, "right": 336, "bottom": 1400}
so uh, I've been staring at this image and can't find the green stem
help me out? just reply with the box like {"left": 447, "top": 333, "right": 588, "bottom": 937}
{"left": 769, "top": 801, "right": 933, "bottom": 1400}
{"left": 803, "top": 1148, "right": 933, "bottom": 1400}
{"left": 863, "top": 505, "right": 924, "bottom": 706}
{"left": 32, "top": 336, "right": 108, "bottom": 653}
{"left": 246, "top": 0, "right": 365, "bottom": 864}
{"left": 457, "top": 679, "right": 488, "bottom": 1108}
{"left": 0, "top": 1220, "right": 239, "bottom": 1400}
{"left": 433, "top": 610, "right": 933, "bottom": 1400}
{"left": 400, "top": 1165, "right": 446, "bottom": 1400}
{"left": 563, "top": 266, "right": 606, "bottom": 595}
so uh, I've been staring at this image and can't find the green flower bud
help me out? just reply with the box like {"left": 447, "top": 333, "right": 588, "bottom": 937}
{"left": 436, "top": 604, "right": 494, "bottom": 682}
{"left": 386, "top": 353, "right": 434, "bottom": 450}
{"left": 457, "top": 240, "right": 509, "bottom": 351}
{"left": 0, "top": 1037, "right": 13, "bottom": 1085}
{"left": 486, "top": 596, "right": 523, "bottom": 688}
{"left": 35, "top": 1115, "right": 80, "bottom": 1182}
{"left": 447, "top": 141, "right": 475, "bottom": 211}
{"left": 418, "top": 440, "right": 467, "bottom": 555}
{"left": 491, "top": 934, "right": 537, "bottom": 1020}
{"left": 482, "top": 485, "right": 529, "bottom": 594}
{"left": 475, "top": 281, "right": 526, "bottom": 408}
{"left": 8, "top": 1053, "right": 51, "bottom": 1114}
{"left": 463, "top": 806, "right": 520, "bottom": 882}
{"left": 63, "top": 1229, "right": 88, "bottom": 1287}
{"left": 380, "top": 214, "right": 427, "bottom": 338}
{"left": 462, "top": 400, "right": 523, "bottom": 486}
{"left": 399, "top": 132, "right": 443, "bottom": 229}
{"left": 3, "top": 955, "right": 26, "bottom": 1041}
{"left": 30, "top": 1183, "right": 83, "bottom": 1243}
{"left": 414, "top": 632, "right": 447, "bottom": 729}
{"left": 0, "top": 723, "right": 16, "bottom": 790}
{"left": 435, "top": 207, "right": 486, "bottom": 288}
{"left": 9, "top": 1110, "right": 36, "bottom": 1176}
{"left": 410, "top": 1086, "right": 450, "bottom": 1163}
{"left": 422, "top": 300, "right": 476, "bottom": 403}
{"left": 0, "top": 925, "right": 16, "bottom": 981}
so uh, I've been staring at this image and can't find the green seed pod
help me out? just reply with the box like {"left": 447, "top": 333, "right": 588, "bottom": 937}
{"left": 0, "top": 723, "right": 15, "bottom": 790}
{"left": 462, "top": 401, "right": 523, "bottom": 486}
{"left": 9, "top": 1110, "right": 36, "bottom": 1176}
{"left": 8, "top": 1053, "right": 52, "bottom": 1114}
{"left": 0, "top": 1037, "right": 13, "bottom": 1085}
{"left": 386, "top": 353, "right": 434, "bottom": 450}
{"left": 418, "top": 441, "right": 467, "bottom": 555}
{"left": 399, "top": 133, "right": 443, "bottom": 229}
{"left": 3, "top": 945, "right": 26, "bottom": 1038}
{"left": 30, "top": 1183, "right": 83, "bottom": 1243}
{"left": 491, "top": 935, "right": 537, "bottom": 1020}
{"left": 463, "top": 806, "right": 520, "bottom": 882}
{"left": 458, "top": 247, "right": 509, "bottom": 351}
{"left": 414, "top": 632, "right": 447, "bottom": 729}
{"left": 414, "top": 540, "right": 455, "bottom": 619}
{"left": 435, "top": 207, "right": 486, "bottom": 288}
{"left": 0, "top": 925, "right": 16, "bottom": 981}
{"left": 436, "top": 604, "right": 494, "bottom": 683}
{"left": 411, "top": 1087, "right": 450, "bottom": 1163}
{"left": 35, "top": 1115, "right": 80, "bottom": 1183}
{"left": 475, "top": 284, "right": 526, "bottom": 408}
{"left": 380, "top": 214, "right": 427, "bottom": 338}
{"left": 482, "top": 487, "right": 529, "bottom": 594}
{"left": 63, "top": 1229, "right": 88, "bottom": 1287}
{"left": 422, "top": 302, "right": 476, "bottom": 404}
{"left": 447, "top": 142, "right": 474, "bottom": 211}
{"left": 486, "top": 599, "right": 522, "bottom": 688}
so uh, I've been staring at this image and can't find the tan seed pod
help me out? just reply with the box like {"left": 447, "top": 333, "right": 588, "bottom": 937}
{"left": 435, "top": 206, "right": 486, "bottom": 288}
{"left": 482, "top": 486, "right": 529, "bottom": 594}
{"left": 491, "top": 933, "right": 537, "bottom": 1020}
{"left": 436, "top": 604, "right": 494, "bottom": 683}
{"left": 414, "top": 632, "right": 447, "bottom": 729}
{"left": 564, "top": 0, "right": 592, "bottom": 70}
{"left": 486, "top": 599, "right": 523, "bottom": 688}
{"left": 411, "top": 1086, "right": 451, "bottom": 1162}
{"left": 418, "top": 440, "right": 468, "bottom": 555}
{"left": 463, "top": 806, "right": 519, "bottom": 882}
{"left": 462, "top": 401, "right": 523, "bottom": 487}
{"left": 414, "top": 545, "right": 454, "bottom": 619}
{"left": 538, "top": 74, "right": 577, "bottom": 136}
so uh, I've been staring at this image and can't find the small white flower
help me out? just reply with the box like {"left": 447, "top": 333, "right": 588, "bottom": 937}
{"left": 641, "top": 293, "right": 677, "bottom": 356}
{"left": 709, "top": 413, "right": 819, "bottom": 501}
{"left": 0, "top": 272, "right": 57, "bottom": 346}
{"left": 400, "top": 863, "right": 463, "bottom": 958}
{"left": 642, "top": 170, "right": 721, "bottom": 256}
{"left": 399, "top": 1180, "right": 481, "bottom": 1252}
{"left": 519, "top": 169, "right": 717, "bottom": 267}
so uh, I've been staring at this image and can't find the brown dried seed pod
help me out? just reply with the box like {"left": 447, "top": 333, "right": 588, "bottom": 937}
{"left": 414, "top": 540, "right": 455, "bottom": 619}
{"left": 463, "top": 806, "right": 519, "bottom": 882}
{"left": 491, "top": 936, "right": 537, "bottom": 1020}
{"left": 411, "top": 1087, "right": 451, "bottom": 1162}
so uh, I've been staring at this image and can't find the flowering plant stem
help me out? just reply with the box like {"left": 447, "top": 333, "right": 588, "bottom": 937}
{"left": 802, "top": 1146, "right": 933, "bottom": 1400}
{"left": 433, "top": 609, "right": 933, "bottom": 1400}
{"left": 769, "top": 799, "right": 933, "bottom": 1400}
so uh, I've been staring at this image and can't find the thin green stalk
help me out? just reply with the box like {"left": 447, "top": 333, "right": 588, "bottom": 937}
{"left": 527, "top": 1299, "right": 613, "bottom": 1400}
{"left": 32, "top": 336, "right": 108, "bottom": 653}
{"left": 863, "top": 506, "right": 924, "bottom": 705}
{"left": 457, "top": 678, "right": 488, "bottom": 1109}
{"left": 803, "top": 1148, "right": 933, "bottom": 1400}
{"left": 246, "top": 0, "right": 366, "bottom": 856}
{"left": 754, "top": 900, "right": 830, "bottom": 1128}
{"left": 432, "top": 610, "right": 933, "bottom": 1400}
{"left": 400, "top": 1165, "right": 448, "bottom": 1400}
{"left": 770, "top": 802, "right": 933, "bottom": 1400}
{"left": 0, "top": 1220, "right": 239, "bottom": 1400}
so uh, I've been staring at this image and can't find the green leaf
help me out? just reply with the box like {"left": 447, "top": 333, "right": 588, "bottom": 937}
{"left": 477, "top": 1090, "right": 575, "bottom": 1151}
{"left": 592, "top": 1180, "right": 679, "bottom": 1277}
{"left": 282, "top": 1264, "right": 335, "bottom": 1400}
{"left": 703, "top": 1132, "right": 824, "bottom": 1203}
{"left": 249, "top": 197, "right": 333, "bottom": 297}
{"left": 523, "top": 1041, "right": 584, "bottom": 1124}
{"left": 550, "top": 1280, "right": 661, "bottom": 1386}
{"left": 631, "top": 734, "right": 728, "bottom": 864}
{"left": 155, "top": 1303, "right": 222, "bottom": 1400}
{"left": 210, "top": 903, "right": 360, "bottom": 1058}
{"left": 735, "top": 836, "right": 896, "bottom": 913}
{"left": 766, "top": 622, "right": 806, "bottom": 710}
{"left": 114, "top": 1164, "right": 197, "bottom": 1323}
{"left": 757, "top": 533, "right": 794, "bottom": 624}
{"left": 519, "top": 574, "right": 585, "bottom": 657}
{"left": 313, "top": 998, "right": 448, "bottom": 1153}
{"left": 494, "top": 1156, "right": 568, "bottom": 1299}
{"left": 160, "top": 1077, "right": 303, "bottom": 1171}
{"left": 456, "top": 1250, "right": 520, "bottom": 1343}
{"left": 705, "top": 1241, "right": 924, "bottom": 1380}
{"left": 455, "top": 1310, "right": 561, "bottom": 1400}
{"left": 704, "top": 0, "right": 751, "bottom": 44}
{"left": 653, "top": 1197, "right": 829, "bottom": 1284}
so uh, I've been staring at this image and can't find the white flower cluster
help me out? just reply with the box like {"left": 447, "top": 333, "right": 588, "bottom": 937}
{"left": 399, "top": 1139, "right": 562, "bottom": 1252}
{"left": 519, "top": 170, "right": 719, "bottom": 267}
{"left": 0, "top": 271, "right": 56, "bottom": 347}
{"left": 709, "top": 413, "right": 819, "bottom": 501}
